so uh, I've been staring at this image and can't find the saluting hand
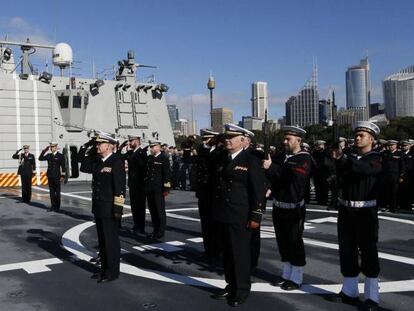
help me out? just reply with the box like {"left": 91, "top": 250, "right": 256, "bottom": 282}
{"left": 262, "top": 154, "right": 272, "bottom": 170}
{"left": 247, "top": 220, "right": 259, "bottom": 230}
{"left": 331, "top": 148, "right": 343, "bottom": 159}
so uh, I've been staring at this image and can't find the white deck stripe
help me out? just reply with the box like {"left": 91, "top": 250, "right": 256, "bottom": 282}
{"left": 304, "top": 238, "right": 414, "bottom": 265}
{"left": 0, "top": 258, "right": 62, "bottom": 274}
{"left": 61, "top": 219, "right": 414, "bottom": 293}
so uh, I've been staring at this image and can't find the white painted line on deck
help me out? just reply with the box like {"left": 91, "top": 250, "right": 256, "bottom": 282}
{"left": 0, "top": 258, "right": 62, "bottom": 274}
{"left": 304, "top": 238, "right": 414, "bottom": 265}
{"left": 133, "top": 241, "right": 185, "bottom": 253}
{"left": 62, "top": 219, "right": 414, "bottom": 294}
{"left": 308, "top": 217, "right": 337, "bottom": 224}
{"left": 186, "top": 237, "right": 203, "bottom": 243}
{"left": 67, "top": 191, "right": 92, "bottom": 194}
{"left": 166, "top": 213, "right": 200, "bottom": 222}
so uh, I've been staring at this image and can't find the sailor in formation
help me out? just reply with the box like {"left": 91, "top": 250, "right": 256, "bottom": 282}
{"left": 144, "top": 141, "right": 171, "bottom": 240}
{"left": 38, "top": 142, "right": 66, "bottom": 211}
{"left": 330, "top": 121, "right": 382, "bottom": 311}
{"left": 12, "top": 145, "right": 36, "bottom": 203}
{"left": 118, "top": 135, "right": 148, "bottom": 235}
{"left": 210, "top": 123, "right": 266, "bottom": 307}
{"left": 195, "top": 129, "right": 219, "bottom": 259}
{"left": 263, "top": 125, "right": 313, "bottom": 290}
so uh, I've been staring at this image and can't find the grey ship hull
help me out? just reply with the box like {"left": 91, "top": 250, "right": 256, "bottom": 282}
{"left": 0, "top": 72, "right": 174, "bottom": 184}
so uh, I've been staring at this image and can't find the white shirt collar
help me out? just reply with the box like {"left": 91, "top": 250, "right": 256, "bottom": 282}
{"left": 102, "top": 153, "right": 113, "bottom": 162}
{"left": 230, "top": 148, "right": 243, "bottom": 160}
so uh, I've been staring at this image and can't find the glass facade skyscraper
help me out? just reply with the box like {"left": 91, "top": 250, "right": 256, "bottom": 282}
{"left": 346, "top": 57, "right": 370, "bottom": 120}
{"left": 167, "top": 104, "right": 179, "bottom": 130}
{"left": 383, "top": 65, "right": 414, "bottom": 118}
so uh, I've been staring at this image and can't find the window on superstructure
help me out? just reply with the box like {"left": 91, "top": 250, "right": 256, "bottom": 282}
{"left": 73, "top": 96, "right": 82, "bottom": 108}
{"left": 58, "top": 95, "right": 69, "bottom": 109}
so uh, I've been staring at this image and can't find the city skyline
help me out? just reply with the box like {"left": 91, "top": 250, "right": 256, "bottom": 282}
{"left": 1, "top": 0, "right": 414, "bottom": 129}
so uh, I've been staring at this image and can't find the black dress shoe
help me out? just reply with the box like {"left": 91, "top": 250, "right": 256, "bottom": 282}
{"left": 271, "top": 276, "right": 286, "bottom": 286}
{"left": 363, "top": 299, "right": 378, "bottom": 311}
{"left": 211, "top": 287, "right": 233, "bottom": 300}
{"left": 325, "top": 291, "right": 360, "bottom": 305}
{"left": 89, "top": 256, "right": 101, "bottom": 263}
{"left": 97, "top": 275, "right": 118, "bottom": 283}
{"left": 133, "top": 229, "right": 146, "bottom": 236}
{"left": 90, "top": 272, "right": 103, "bottom": 279}
{"left": 227, "top": 295, "right": 248, "bottom": 307}
{"left": 147, "top": 232, "right": 164, "bottom": 240}
{"left": 280, "top": 280, "right": 301, "bottom": 291}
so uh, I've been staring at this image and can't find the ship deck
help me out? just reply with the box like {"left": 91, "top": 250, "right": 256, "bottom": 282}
{"left": 0, "top": 182, "right": 413, "bottom": 310}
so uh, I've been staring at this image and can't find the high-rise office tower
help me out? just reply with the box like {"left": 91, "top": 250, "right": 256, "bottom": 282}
{"left": 212, "top": 108, "right": 233, "bottom": 133}
{"left": 383, "top": 65, "right": 414, "bottom": 118}
{"left": 251, "top": 81, "right": 268, "bottom": 119}
{"left": 175, "top": 118, "right": 189, "bottom": 136}
{"left": 346, "top": 57, "right": 370, "bottom": 120}
{"left": 167, "top": 104, "right": 179, "bottom": 130}
{"left": 285, "top": 64, "right": 319, "bottom": 127}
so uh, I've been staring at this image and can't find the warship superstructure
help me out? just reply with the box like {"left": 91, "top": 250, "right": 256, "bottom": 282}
{"left": 0, "top": 39, "right": 174, "bottom": 186}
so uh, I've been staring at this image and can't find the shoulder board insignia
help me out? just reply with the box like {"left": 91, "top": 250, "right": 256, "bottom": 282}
{"left": 234, "top": 166, "right": 248, "bottom": 171}
{"left": 101, "top": 167, "right": 112, "bottom": 173}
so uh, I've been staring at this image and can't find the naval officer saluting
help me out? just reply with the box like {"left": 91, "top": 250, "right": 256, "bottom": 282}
{"left": 12, "top": 145, "right": 36, "bottom": 203}
{"left": 87, "top": 133, "right": 126, "bottom": 283}
{"left": 118, "top": 135, "right": 148, "bottom": 235}
{"left": 144, "top": 141, "right": 171, "bottom": 240}
{"left": 211, "top": 123, "right": 266, "bottom": 307}
{"left": 38, "top": 142, "right": 66, "bottom": 211}
{"left": 330, "top": 121, "right": 382, "bottom": 310}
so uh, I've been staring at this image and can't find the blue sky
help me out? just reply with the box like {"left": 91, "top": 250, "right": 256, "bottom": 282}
{"left": 1, "top": 0, "right": 414, "bottom": 129}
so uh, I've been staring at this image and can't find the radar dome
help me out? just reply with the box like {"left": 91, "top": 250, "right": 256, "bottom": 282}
{"left": 53, "top": 43, "right": 73, "bottom": 68}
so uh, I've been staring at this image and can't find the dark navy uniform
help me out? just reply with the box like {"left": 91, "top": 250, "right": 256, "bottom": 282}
{"left": 38, "top": 147, "right": 66, "bottom": 211}
{"left": 144, "top": 151, "right": 171, "bottom": 238}
{"left": 400, "top": 147, "right": 414, "bottom": 211}
{"left": 171, "top": 152, "right": 180, "bottom": 189}
{"left": 118, "top": 147, "right": 147, "bottom": 233}
{"left": 212, "top": 147, "right": 266, "bottom": 302}
{"left": 267, "top": 150, "right": 313, "bottom": 286}
{"left": 336, "top": 150, "right": 382, "bottom": 279}
{"left": 195, "top": 143, "right": 215, "bottom": 257}
{"left": 81, "top": 140, "right": 126, "bottom": 281}
{"left": 312, "top": 145, "right": 334, "bottom": 205}
{"left": 244, "top": 145, "right": 267, "bottom": 269}
{"left": 12, "top": 148, "right": 36, "bottom": 202}
{"left": 381, "top": 148, "right": 404, "bottom": 212}
{"left": 333, "top": 121, "right": 382, "bottom": 308}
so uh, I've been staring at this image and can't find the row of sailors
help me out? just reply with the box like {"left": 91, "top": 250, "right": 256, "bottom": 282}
{"left": 193, "top": 121, "right": 382, "bottom": 310}
{"left": 299, "top": 137, "right": 414, "bottom": 213}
